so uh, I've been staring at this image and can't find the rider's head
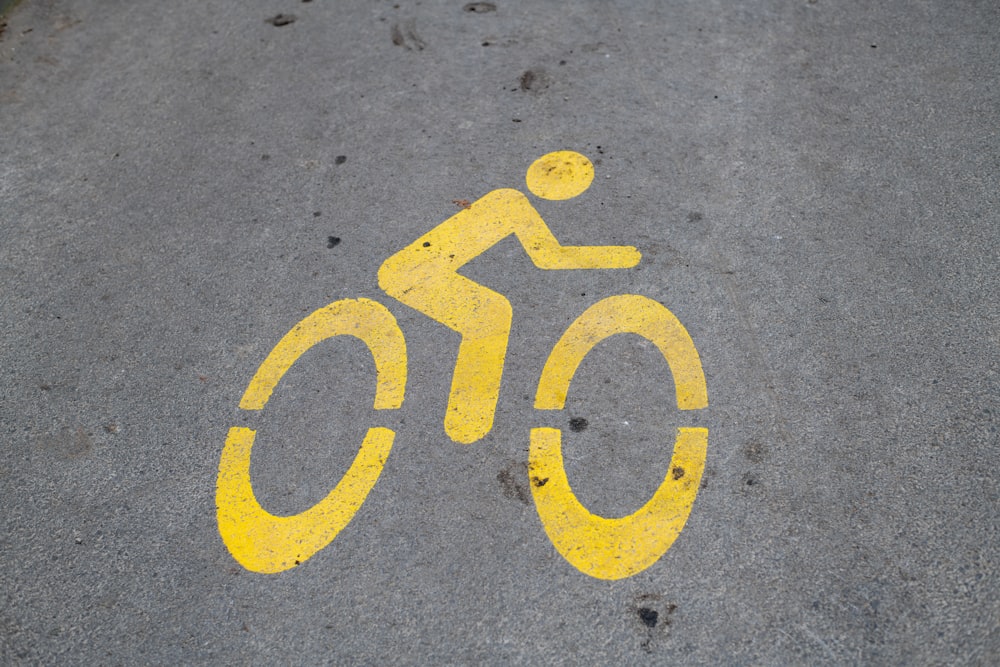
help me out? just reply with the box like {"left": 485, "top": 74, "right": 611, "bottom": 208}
{"left": 526, "top": 151, "right": 594, "bottom": 200}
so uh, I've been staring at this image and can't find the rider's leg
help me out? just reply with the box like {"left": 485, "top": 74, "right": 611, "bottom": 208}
{"left": 381, "top": 267, "right": 511, "bottom": 444}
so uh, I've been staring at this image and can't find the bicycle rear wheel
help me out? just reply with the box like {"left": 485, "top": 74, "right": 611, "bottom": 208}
{"left": 216, "top": 298, "right": 407, "bottom": 573}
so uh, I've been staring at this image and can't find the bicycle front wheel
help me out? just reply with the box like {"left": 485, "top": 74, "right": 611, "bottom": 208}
{"left": 531, "top": 294, "right": 708, "bottom": 580}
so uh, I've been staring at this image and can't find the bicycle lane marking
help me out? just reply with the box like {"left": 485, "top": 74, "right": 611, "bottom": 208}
{"left": 216, "top": 151, "right": 708, "bottom": 579}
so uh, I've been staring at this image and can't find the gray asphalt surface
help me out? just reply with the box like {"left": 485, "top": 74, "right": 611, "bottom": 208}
{"left": 1, "top": 1, "right": 998, "bottom": 664}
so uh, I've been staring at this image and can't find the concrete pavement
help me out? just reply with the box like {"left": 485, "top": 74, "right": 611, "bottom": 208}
{"left": 1, "top": 0, "right": 997, "bottom": 663}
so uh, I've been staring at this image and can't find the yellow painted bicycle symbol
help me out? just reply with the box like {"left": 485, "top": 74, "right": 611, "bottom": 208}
{"left": 217, "top": 151, "right": 708, "bottom": 580}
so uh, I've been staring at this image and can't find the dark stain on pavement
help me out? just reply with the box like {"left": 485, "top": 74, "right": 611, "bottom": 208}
{"left": 661, "top": 604, "right": 678, "bottom": 624}
{"left": 743, "top": 440, "right": 766, "bottom": 463}
{"left": 266, "top": 14, "right": 296, "bottom": 27}
{"left": 498, "top": 461, "right": 531, "bottom": 505}
{"left": 742, "top": 442, "right": 765, "bottom": 491}
{"left": 391, "top": 21, "right": 425, "bottom": 50}
{"left": 335, "top": 155, "right": 347, "bottom": 165}
{"left": 327, "top": 236, "right": 341, "bottom": 248}
{"left": 672, "top": 466, "right": 685, "bottom": 480}
{"left": 569, "top": 417, "right": 588, "bottom": 432}
{"left": 38, "top": 426, "right": 93, "bottom": 459}
{"left": 463, "top": 2, "right": 496, "bottom": 12}
{"left": 634, "top": 594, "right": 678, "bottom": 652}
{"left": 518, "top": 68, "right": 552, "bottom": 93}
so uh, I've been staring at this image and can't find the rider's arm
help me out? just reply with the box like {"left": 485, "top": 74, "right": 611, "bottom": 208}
{"left": 493, "top": 189, "right": 642, "bottom": 270}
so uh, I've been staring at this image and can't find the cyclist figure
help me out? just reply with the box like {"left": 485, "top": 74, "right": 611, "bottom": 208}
{"left": 219, "top": 150, "right": 707, "bottom": 578}
{"left": 378, "top": 151, "right": 641, "bottom": 444}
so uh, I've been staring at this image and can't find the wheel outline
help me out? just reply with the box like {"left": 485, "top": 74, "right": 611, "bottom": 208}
{"left": 531, "top": 294, "right": 708, "bottom": 580}
{"left": 216, "top": 298, "right": 406, "bottom": 573}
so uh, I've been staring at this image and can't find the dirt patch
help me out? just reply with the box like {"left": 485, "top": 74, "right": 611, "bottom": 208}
{"left": 463, "top": 3, "right": 496, "bottom": 12}
{"left": 266, "top": 14, "right": 296, "bottom": 27}
{"left": 497, "top": 461, "right": 530, "bottom": 505}
{"left": 391, "top": 20, "right": 425, "bottom": 50}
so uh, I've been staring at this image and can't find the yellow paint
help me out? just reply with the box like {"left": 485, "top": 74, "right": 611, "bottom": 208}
{"left": 531, "top": 294, "right": 708, "bottom": 579}
{"left": 529, "top": 427, "right": 707, "bottom": 580}
{"left": 217, "top": 298, "right": 406, "bottom": 573}
{"left": 239, "top": 298, "right": 406, "bottom": 411}
{"left": 217, "top": 426, "right": 395, "bottom": 573}
{"left": 219, "top": 154, "right": 711, "bottom": 579}
{"left": 525, "top": 151, "right": 595, "bottom": 200}
{"left": 534, "top": 295, "right": 707, "bottom": 411}
{"left": 379, "top": 167, "right": 639, "bottom": 444}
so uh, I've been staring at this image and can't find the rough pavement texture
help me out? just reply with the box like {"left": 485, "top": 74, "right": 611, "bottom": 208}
{"left": 1, "top": 1, "right": 997, "bottom": 663}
